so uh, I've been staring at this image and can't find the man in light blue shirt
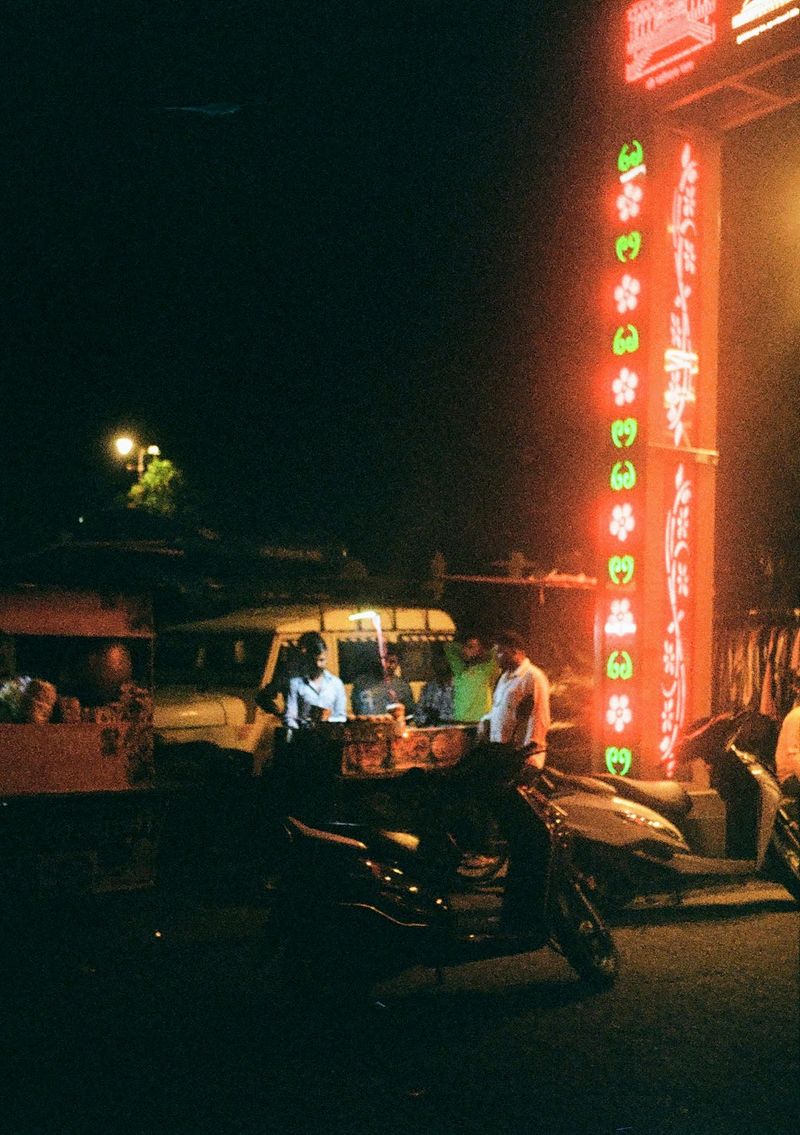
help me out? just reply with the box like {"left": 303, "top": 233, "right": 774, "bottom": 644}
{"left": 284, "top": 632, "right": 347, "bottom": 733}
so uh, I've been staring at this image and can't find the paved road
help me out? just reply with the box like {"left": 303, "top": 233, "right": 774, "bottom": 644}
{"left": 2, "top": 883, "right": 797, "bottom": 1134}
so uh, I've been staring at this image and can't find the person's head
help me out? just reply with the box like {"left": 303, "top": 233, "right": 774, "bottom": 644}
{"left": 382, "top": 647, "right": 401, "bottom": 677}
{"left": 461, "top": 633, "right": 489, "bottom": 664}
{"left": 492, "top": 629, "right": 527, "bottom": 672}
{"left": 298, "top": 632, "right": 327, "bottom": 673}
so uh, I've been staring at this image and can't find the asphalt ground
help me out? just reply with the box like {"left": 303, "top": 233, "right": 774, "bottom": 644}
{"left": 1, "top": 878, "right": 797, "bottom": 1134}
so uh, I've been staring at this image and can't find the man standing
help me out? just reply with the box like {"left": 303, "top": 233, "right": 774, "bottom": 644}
{"left": 457, "top": 628, "right": 552, "bottom": 935}
{"left": 351, "top": 646, "right": 416, "bottom": 717}
{"left": 444, "top": 633, "right": 499, "bottom": 723}
{"left": 480, "top": 628, "right": 551, "bottom": 767}
{"left": 284, "top": 632, "right": 347, "bottom": 733}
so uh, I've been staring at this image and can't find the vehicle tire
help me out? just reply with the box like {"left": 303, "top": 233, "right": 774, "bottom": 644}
{"left": 550, "top": 879, "right": 619, "bottom": 989}
{"left": 765, "top": 821, "right": 800, "bottom": 904}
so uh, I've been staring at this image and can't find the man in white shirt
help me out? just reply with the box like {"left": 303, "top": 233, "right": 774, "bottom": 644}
{"left": 454, "top": 629, "right": 550, "bottom": 937}
{"left": 479, "top": 629, "right": 551, "bottom": 766}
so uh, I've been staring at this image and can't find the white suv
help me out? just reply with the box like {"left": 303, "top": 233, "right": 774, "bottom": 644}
{"left": 153, "top": 603, "right": 456, "bottom": 771}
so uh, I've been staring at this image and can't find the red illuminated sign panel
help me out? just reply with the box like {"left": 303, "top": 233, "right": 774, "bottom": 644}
{"left": 732, "top": 0, "right": 799, "bottom": 44}
{"left": 626, "top": 0, "right": 718, "bottom": 88}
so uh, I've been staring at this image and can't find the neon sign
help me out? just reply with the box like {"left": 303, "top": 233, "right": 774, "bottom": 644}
{"left": 625, "top": 1, "right": 718, "bottom": 88}
{"left": 658, "top": 141, "right": 701, "bottom": 775}
{"left": 599, "top": 139, "right": 649, "bottom": 776}
{"left": 733, "top": 0, "right": 800, "bottom": 43}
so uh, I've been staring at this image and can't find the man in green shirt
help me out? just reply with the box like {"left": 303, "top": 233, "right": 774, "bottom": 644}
{"left": 444, "top": 633, "right": 499, "bottom": 723}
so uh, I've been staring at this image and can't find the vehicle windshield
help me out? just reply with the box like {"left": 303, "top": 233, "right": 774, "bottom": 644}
{"left": 155, "top": 631, "right": 274, "bottom": 689}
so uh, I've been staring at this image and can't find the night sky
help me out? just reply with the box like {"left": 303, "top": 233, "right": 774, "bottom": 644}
{"left": 3, "top": 2, "right": 798, "bottom": 597}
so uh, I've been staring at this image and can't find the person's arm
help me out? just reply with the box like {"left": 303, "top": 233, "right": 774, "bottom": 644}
{"left": 255, "top": 680, "right": 282, "bottom": 716}
{"left": 529, "top": 669, "right": 551, "bottom": 753}
{"left": 444, "top": 640, "right": 466, "bottom": 677}
{"left": 284, "top": 678, "right": 300, "bottom": 731}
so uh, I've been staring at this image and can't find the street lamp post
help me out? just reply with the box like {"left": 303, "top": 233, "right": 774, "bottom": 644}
{"left": 114, "top": 436, "right": 161, "bottom": 479}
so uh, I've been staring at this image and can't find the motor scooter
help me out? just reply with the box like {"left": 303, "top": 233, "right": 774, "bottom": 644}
{"left": 267, "top": 762, "right": 619, "bottom": 1006}
{"left": 538, "top": 711, "right": 800, "bottom": 911}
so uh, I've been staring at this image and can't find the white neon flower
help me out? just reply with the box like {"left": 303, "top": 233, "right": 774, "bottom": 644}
{"left": 606, "top": 695, "right": 632, "bottom": 734}
{"left": 662, "top": 639, "right": 676, "bottom": 677}
{"left": 676, "top": 504, "right": 690, "bottom": 542}
{"left": 682, "top": 239, "right": 697, "bottom": 275}
{"left": 616, "top": 182, "right": 643, "bottom": 222}
{"left": 605, "top": 598, "right": 637, "bottom": 637}
{"left": 610, "top": 503, "right": 635, "bottom": 542}
{"left": 614, "top": 274, "right": 641, "bottom": 314}
{"left": 613, "top": 367, "right": 638, "bottom": 407}
{"left": 676, "top": 562, "right": 689, "bottom": 598}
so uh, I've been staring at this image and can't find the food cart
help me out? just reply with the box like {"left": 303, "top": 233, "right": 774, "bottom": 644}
{"left": 271, "top": 714, "right": 477, "bottom": 827}
{"left": 0, "top": 586, "right": 161, "bottom": 898}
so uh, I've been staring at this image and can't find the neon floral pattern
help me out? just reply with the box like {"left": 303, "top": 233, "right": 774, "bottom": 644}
{"left": 614, "top": 273, "right": 641, "bottom": 313}
{"left": 605, "top": 599, "right": 637, "bottom": 637}
{"left": 610, "top": 503, "right": 635, "bottom": 542}
{"left": 664, "top": 143, "right": 699, "bottom": 447}
{"left": 613, "top": 367, "right": 639, "bottom": 406}
{"left": 606, "top": 694, "right": 633, "bottom": 733}
{"left": 616, "top": 181, "right": 643, "bottom": 222}
{"left": 660, "top": 463, "right": 693, "bottom": 774}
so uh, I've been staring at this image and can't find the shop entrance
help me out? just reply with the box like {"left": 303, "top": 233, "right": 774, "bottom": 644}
{"left": 595, "top": 1, "right": 800, "bottom": 778}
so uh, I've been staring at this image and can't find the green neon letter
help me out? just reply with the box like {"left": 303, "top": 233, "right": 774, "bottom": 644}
{"left": 610, "top": 460, "right": 637, "bottom": 491}
{"left": 613, "top": 325, "right": 640, "bottom": 356}
{"left": 608, "top": 555, "right": 635, "bottom": 585}
{"left": 615, "top": 231, "right": 642, "bottom": 263}
{"left": 605, "top": 746, "right": 633, "bottom": 776}
{"left": 606, "top": 651, "right": 633, "bottom": 681}
{"left": 617, "top": 140, "right": 644, "bottom": 173}
{"left": 611, "top": 418, "right": 638, "bottom": 449}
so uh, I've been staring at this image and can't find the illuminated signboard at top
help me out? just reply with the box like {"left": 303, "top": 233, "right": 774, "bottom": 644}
{"left": 625, "top": 0, "right": 718, "bottom": 87}
{"left": 732, "top": 0, "right": 799, "bottom": 44}
{"left": 624, "top": 0, "right": 800, "bottom": 94}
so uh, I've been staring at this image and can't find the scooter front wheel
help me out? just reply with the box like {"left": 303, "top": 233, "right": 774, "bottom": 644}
{"left": 550, "top": 879, "right": 620, "bottom": 989}
{"left": 765, "top": 816, "right": 800, "bottom": 903}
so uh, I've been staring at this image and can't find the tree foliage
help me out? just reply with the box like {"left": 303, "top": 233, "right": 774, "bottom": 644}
{"left": 127, "top": 457, "right": 183, "bottom": 517}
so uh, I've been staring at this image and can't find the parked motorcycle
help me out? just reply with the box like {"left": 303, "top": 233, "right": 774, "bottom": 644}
{"left": 267, "top": 762, "right": 619, "bottom": 1005}
{"left": 539, "top": 711, "right": 800, "bottom": 911}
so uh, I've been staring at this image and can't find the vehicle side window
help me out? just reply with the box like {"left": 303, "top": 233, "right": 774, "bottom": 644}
{"left": 338, "top": 640, "right": 381, "bottom": 684}
{"left": 397, "top": 636, "right": 453, "bottom": 682}
{"left": 157, "top": 632, "right": 271, "bottom": 687}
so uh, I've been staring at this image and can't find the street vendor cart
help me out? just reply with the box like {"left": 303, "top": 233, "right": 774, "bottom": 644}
{"left": 0, "top": 586, "right": 160, "bottom": 899}
{"left": 271, "top": 714, "right": 478, "bottom": 830}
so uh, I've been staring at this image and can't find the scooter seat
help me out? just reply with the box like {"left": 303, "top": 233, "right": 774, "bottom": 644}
{"left": 595, "top": 775, "right": 693, "bottom": 820}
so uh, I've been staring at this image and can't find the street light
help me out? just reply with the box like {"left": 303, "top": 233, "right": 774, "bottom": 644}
{"left": 113, "top": 435, "right": 161, "bottom": 478}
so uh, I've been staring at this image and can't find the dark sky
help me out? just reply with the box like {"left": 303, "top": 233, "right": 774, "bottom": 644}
{"left": 3, "top": 2, "right": 797, "bottom": 594}
{"left": 3, "top": 0, "right": 604, "bottom": 575}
